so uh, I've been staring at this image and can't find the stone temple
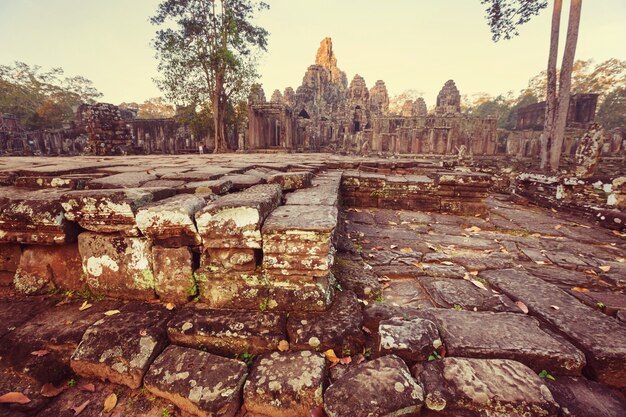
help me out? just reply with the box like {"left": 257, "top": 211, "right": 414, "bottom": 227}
{"left": 247, "top": 38, "right": 497, "bottom": 155}
{"left": 1, "top": 41, "right": 626, "bottom": 417}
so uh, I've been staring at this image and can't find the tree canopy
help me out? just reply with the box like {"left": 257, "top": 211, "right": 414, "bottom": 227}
{"left": 0, "top": 62, "right": 102, "bottom": 129}
{"left": 481, "top": 0, "right": 548, "bottom": 41}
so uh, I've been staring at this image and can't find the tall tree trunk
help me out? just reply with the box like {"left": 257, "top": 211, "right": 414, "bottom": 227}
{"left": 213, "top": 72, "right": 228, "bottom": 153}
{"left": 540, "top": 0, "right": 562, "bottom": 170}
{"left": 549, "top": 0, "right": 582, "bottom": 171}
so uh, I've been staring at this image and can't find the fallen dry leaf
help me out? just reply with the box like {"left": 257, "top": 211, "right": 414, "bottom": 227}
{"left": 470, "top": 279, "right": 488, "bottom": 291}
{"left": 139, "top": 329, "right": 147, "bottom": 336}
{"left": 41, "top": 383, "right": 65, "bottom": 398}
{"left": 599, "top": 266, "right": 611, "bottom": 272}
{"left": 339, "top": 356, "right": 352, "bottom": 365}
{"left": 165, "top": 303, "right": 175, "bottom": 311}
{"left": 0, "top": 392, "right": 31, "bottom": 404}
{"left": 400, "top": 247, "right": 413, "bottom": 253}
{"left": 390, "top": 245, "right": 398, "bottom": 249}
{"left": 79, "top": 301, "right": 92, "bottom": 311}
{"left": 470, "top": 271, "right": 479, "bottom": 276}
{"left": 550, "top": 305, "right": 560, "bottom": 310}
{"left": 355, "top": 354, "right": 366, "bottom": 364}
{"left": 278, "top": 340, "right": 290, "bottom": 352}
{"left": 31, "top": 349, "right": 50, "bottom": 357}
{"left": 515, "top": 301, "right": 529, "bottom": 314}
{"left": 571, "top": 287, "right": 590, "bottom": 293}
{"left": 103, "top": 310, "right": 120, "bottom": 316}
{"left": 464, "top": 226, "right": 481, "bottom": 233}
{"left": 72, "top": 399, "right": 90, "bottom": 415}
{"left": 103, "top": 393, "right": 117, "bottom": 413}
{"left": 441, "top": 261, "right": 454, "bottom": 266}
{"left": 78, "top": 382, "right": 96, "bottom": 393}
{"left": 554, "top": 224, "right": 562, "bottom": 230}
{"left": 323, "top": 349, "right": 340, "bottom": 366}
{"left": 534, "top": 260, "right": 547, "bottom": 265}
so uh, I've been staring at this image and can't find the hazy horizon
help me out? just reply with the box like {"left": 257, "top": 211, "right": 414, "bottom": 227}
{"left": 1, "top": 0, "right": 624, "bottom": 107}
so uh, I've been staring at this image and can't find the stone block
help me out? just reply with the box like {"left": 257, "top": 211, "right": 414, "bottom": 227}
{"left": 264, "top": 252, "right": 334, "bottom": 277}
{"left": 417, "top": 358, "right": 559, "bottom": 416}
{"left": 545, "top": 376, "right": 626, "bottom": 417}
{"left": 179, "top": 178, "right": 233, "bottom": 195}
{"left": 196, "top": 271, "right": 269, "bottom": 310}
{"left": 0, "top": 188, "right": 77, "bottom": 245}
{"left": 71, "top": 303, "right": 172, "bottom": 389}
{"left": 378, "top": 318, "right": 441, "bottom": 364}
{"left": 267, "top": 171, "right": 313, "bottom": 191}
{"left": 14, "top": 244, "right": 83, "bottom": 294}
{"left": 167, "top": 307, "right": 287, "bottom": 356}
{"left": 78, "top": 232, "right": 156, "bottom": 300}
{"left": 0, "top": 243, "right": 21, "bottom": 272}
{"left": 244, "top": 351, "right": 327, "bottom": 417}
{"left": 152, "top": 246, "right": 195, "bottom": 304}
{"left": 136, "top": 194, "right": 205, "bottom": 247}
{"left": 145, "top": 345, "right": 247, "bottom": 417}
{"left": 222, "top": 173, "right": 265, "bottom": 191}
{"left": 200, "top": 248, "right": 259, "bottom": 272}
{"left": 287, "top": 291, "right": 363, "bottom": 352}
{"left": 195, "top": 184, "right": 282, "bottom": 249}
{"left": 62, "top": 188, "right": 175, "bottom": 236}
{"left": 420, "top": 277, "right": 518, "bottom": 312}
{"left": 86, "top": 171, "right": 158, "bottom": 189}
{"left": 324, "top": 355, "right": 423, "bottom": 417}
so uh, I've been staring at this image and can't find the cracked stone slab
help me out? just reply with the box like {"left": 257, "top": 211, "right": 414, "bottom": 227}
{"left": 244, "top": 351, "right": 327, "bottom": 417}
{"left": 324, "top": 355, "right": 423, "bottom": 417}
{"left": 377, "top": 318, "right": 441, "bottom": 364}
{"left": 152, "top": 246, "right": 195, "bottom": 304}
{"left": 0, "top": 188, "right": 77, "bottom": 244}
{"left": 419, "top": 277, "right": 518, "bottom": 312}
{"left": 70, "top": 303, "right": 172, "bottom": 389}
{"left": 195, "top": 184, "right": 282, "bottom": 249}
{"left": 416, "top": 358, "right": 559, "bottom": 416}
{"left": 332, "top": 258, "right": 383, "bottom": 301}
{"left": 545, "top": 376, "right": 626, "bottom": 417}
{"left": 284, "top": 175, "right": 341, "bottom": 206}
{"left": 78, "top": 232, "right": 156, "bottom": 300}
{"left": 62, "top": 187, "right": 175, "bottom": 235}
{"left": 136, "top": 194, "right": 205, "bottom": 246}
{"left": 167, "top": 307, "right": 286, "bottom": 357}
{"left": 481, "top": 268, "right": 626, "bottom": 390}
{"left": 86, "top": 171, "right": 158, "bottom": 189}
{"left": 161, "top": 167, "right": 240, "bottom": 181}
{"left": 145, "top": 345, "right": 247, "bottom": 417}
{"left": 179, "top": 178, "right": 233, "bottom": 195}
{"left": 423, "top": 309, "right": 586, "bottom": 376}
{"left": 287, "top": 291, "right": 364, "bottom": 353}
{"left": 221, "top": 173, "right": 265, "bottom": 191}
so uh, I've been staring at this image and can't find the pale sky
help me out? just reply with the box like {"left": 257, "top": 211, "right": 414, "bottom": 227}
{"left": 1, "top": 0, "right": 624, "bottom": 106}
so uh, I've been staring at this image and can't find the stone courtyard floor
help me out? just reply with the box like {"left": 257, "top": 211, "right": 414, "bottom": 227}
{"left": 0, "top": 155, "right": 625, "bottom": 416}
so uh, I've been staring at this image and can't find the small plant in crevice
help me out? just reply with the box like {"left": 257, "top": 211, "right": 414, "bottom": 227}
{"left": 538, "top": 370, "right": 556, "bottom": 381}
{"left": 236, "top": 352, "right": 256, "bottom": 366}
{"left": 427, "top": 351, "right": 442, "bottom": 361}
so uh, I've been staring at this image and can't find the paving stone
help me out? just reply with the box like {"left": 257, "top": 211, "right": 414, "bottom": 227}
{"left": 222, "top": 173, "right": 265, "bottom": 190}
{"left": 416, "top": 358, "right": 559, "bottom": 416}
{"left": 14, "top": 244, "right": 83, "bottom": 294}
{"left": 62, "top": 188, "right": 175, "bottom": 235}
{"left": 267, "top": 274, "right": 335, "bottom": 312}
{"left": 420, "top": 277, "right": 518, "bottom": 312}
{"left": 285, "top": 174, "right": 341, "bottom": 206}
{"left": 1, "top": 300, "right": 120, "bottom": 385}
{"left": 78, "top": 232, "right": 156, "bottom": 300}
{"left": 201, "top": 248, "right": 259, "bottom": 272}
{"left": 0, "top": 188, "right": 77, "bottom": 245}
{"left": 244, "top": 351, "right": 327, "bottom": 417}
{"left": 324, "top": 355, "right": 423, "bottom": 417}
{"left": 575, "top": 291, "right": 626, "bottom": 316}
{"left": 545, "top": 376, "right": 626, "bottom": 417}
{"left": 86, "top": 171, "right": 158, "bottom": 189}
{"left": 145, "top": 345, "right": 247, "bottom": 417}
{"left": 332, "top": 258, "right": 383, "bottom": 301}
{"left": 481, "top": 268, "right": 626, "bottom": 389}
{"left": 140, "top": 178, "right": 187, "bottom": 188}
{"left": 70, "top": 303, "right": 172, "bottom": 389}
{"left": 162, "top": 167, "right": 239, "bottom": 181}
{"left": 424, "top": 309, "right": 585, "bottom": 375}
{"left": 152, "top": 246, "right": 195, "bottom": 304}
{"left": 267, "top": 171, "right": 313, "bottom": 191}
{"left": 180, "top": 178, "right": 233, "bottom": 195}
{"left": 378, "top": 318, "right": 441, "bottom": 364}
{"left": 287, "top": 291, "right": 364, "bottom": 353}
{"left": 545, "top": 251, "right": 591, "bottom": 270}
{"left": 136, "top": 194, "right": 205, "bottom": 246}
{"left": 524, "top": 265, "right": 603, "bottom": 289}
{"left": 0, "top": 367, "right": 51, "bottom": 417}
{"left": 195, "top": 184, "right": 282, "bottom": 249}
{"left": 167, "top": 307, "right": 286, "bottom": 356}
{"left": 381, "top": 278, "right": 436, "bottom": 309}
{"left": 0, "top": 297, "right": 52, "bottom": 339}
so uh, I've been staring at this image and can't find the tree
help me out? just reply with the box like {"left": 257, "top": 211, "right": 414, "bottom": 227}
{"left": 597, "top": 87, "right": 626, "bottom": 130}
{"left": 482, "top": 0, "right": 583, "bottom": 171}
{"left": 151, "top": 0, "right": 269, "bottom": 153}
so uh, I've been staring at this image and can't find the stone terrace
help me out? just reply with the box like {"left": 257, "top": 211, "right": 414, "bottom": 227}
{"left": 0, "top": 154, "right": 625, "bottom": 417}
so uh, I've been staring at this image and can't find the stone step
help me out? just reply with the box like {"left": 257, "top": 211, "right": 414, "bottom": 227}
{"left": 481, "top": 268, "right": 626, "bottom": 390}
{"left": 244, "top": 351, "right": 327, "bottom": 417}
{"left": 135, "top": 194, "right": 205, "bottom": 247}
{"left": 70, "top": 303, "right": 172, "bottom": 389}
{"left": 62, "top": 187, "right": 175, "bottom": 236}
{"left": 267, "top": 171, "right": 313, "bottom": 191}
{"left": 324, "top": 355, "right": 424, "bottom": 417}
{"left": 416, "top": 358, "right": 559, "bottom": 416}
{"left": 195, "top": 184, "right": 282, "bottom": 249}
{"left": 167, "top": 307, "right": 287, "bottom": 356}
{"left": 145, "top": 345, "right": 247, "bottom": 417}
